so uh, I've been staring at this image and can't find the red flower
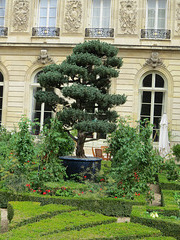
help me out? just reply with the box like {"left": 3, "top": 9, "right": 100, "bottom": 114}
{"left": 43, "top": 167, "right": 46, "bottom": 170}
{"left": 43, "top": 192, "right": 47, "bottom": 195}
{"left": 26, "top": 184, "right": 29, "bottom": 187}
{"left": 33, "top": 190, "right": 36, "bottom": 192}
{"left": 82, "top": 191, "right": 84, "bottom": 194}
{"left": 84, "top": 175, "right": 87, "bottom": 178}
{"left": 135, "top": 192, "right": 138, "bottom": 196}
{"left": 27, "top": 161, "right": 29, "bottom": 163}
{"left": 47, "top": 190, "right": 51, "bottom": 193}
{"left": 100, "top": 178, "right": 105, "bottom": 182}
{"left": 114, "top": 196, "right": 117, "bottom": 198}
{"left": 138, "top": 193, "right": 140, "bottom": 196}
{"left": 100, "top": 188, "right": 102, "bottom": 191}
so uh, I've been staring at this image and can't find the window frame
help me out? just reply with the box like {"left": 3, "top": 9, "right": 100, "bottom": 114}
{"left": 0, "top": 72, "right": 4, "bottom": 126}
{"left": 139, "top": 72, "right": 167, "bottom": 141}
{"left": 37, "top": 0, "right": 57, "bottom": 28}
{"left": 146, "top": 0, "right": 167, "bottom": 30}
{"left": 91, "top": 0, "right": 111, "bottom": 28}
{"left": 31, "top": 71, "right": 54, "bottom": 134}
{"left": 0, "top": 0, "right": 6, "bottom": 27}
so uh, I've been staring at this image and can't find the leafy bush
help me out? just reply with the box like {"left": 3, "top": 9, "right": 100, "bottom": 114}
{"left": 172, "top": 144, "right": 180, "bottom": 162}
{"left": 35, "top": 118, "right": 75, "bottom": 183}
{"left": 107, "top": 118, "right": 163, "bottom": 199}
{"left": 164, "top": 159, "right": 179, "bottom": 181}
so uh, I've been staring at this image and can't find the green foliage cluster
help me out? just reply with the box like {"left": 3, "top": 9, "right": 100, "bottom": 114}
{"left": 163, "top": 159, "right": 179, "bottom": 181}
{"left": 107, "top": 118, "right": 163, "bottom": 199}
{"left": 0, "top": 116, "right": 75, "bottom": 193}
{"left": 131, "top": 204, "right": 180, "bottom": 240}
{"left": 172, "top": 144, "right": 180, "bottom": 162}
{"left": 0, "top": 188, "right": 146, "bottom": 217}
{"left": 158, "top": 173, "right": 180, "bottom": 190}
{"left": 35, "top": 40, "right": 126, "bottom": 157}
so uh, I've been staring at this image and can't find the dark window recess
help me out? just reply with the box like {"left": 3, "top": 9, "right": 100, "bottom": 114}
{"left": 155, "top": 74, "right": 164, "bottom": 88}
{"left": 143, "top": 74, "right": 152, "bottom": 87}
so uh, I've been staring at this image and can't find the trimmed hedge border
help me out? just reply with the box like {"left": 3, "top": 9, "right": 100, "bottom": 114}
{"left": 131, "top": 205, "right": 180, "bottom": 240}
{"left": 0, "top": 189, "right": 146, "bottom": 217}
{"left": 158, "top": 173, "right": 180, "bottom": 191}
{"left": 1, "top": 210, "right": 117, "bottom": 239}
{"left": 7, "top": 201, "right": 77, "bottom": 229}
{"left": 40, "top": 222, "right": 162, "bottom": 240}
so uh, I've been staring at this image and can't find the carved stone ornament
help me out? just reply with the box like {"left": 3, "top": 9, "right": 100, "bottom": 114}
{"left": 144, "top": 52, "right": 165, "bottom": 69}
{"left": 175, "top": 3, "right": 180, "bottom": 34}
{"left": 12, "top": 0, "right": 29, "bottom": 32}
{"left": 119, "top": 0, "right": 137, "bottom": 34}
{"left": 37, "top": 50, "right": 54, "bottom": 65}
{"left": 64, "top": 0, "right": 82, "bottom": 32}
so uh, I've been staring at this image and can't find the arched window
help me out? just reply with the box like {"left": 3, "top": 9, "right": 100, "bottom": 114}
{"left": 0, "top": 72, "right": 4, "bottom": 126}
{"left": 139, "top": 72, "right": 167, "bottom": 141}
{"left": 31, "top": 72, "right": 53, "bottom": 134}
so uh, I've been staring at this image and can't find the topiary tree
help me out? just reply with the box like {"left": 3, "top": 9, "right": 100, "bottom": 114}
{"left": 35, "top": 40, "right": 126, "bottom": 157}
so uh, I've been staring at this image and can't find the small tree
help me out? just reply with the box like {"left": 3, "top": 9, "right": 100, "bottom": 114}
{"left": 35, "top": 40, "right": 126, "bottom": 157}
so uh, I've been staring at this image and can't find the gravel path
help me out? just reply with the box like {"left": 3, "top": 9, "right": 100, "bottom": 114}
{"left": 1, "top": 208, "right": 8, "bottom": 233}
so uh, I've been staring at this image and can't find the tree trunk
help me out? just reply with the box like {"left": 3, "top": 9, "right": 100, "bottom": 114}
{"left": 76, "top": 131, "right": 86, "bottom": 158}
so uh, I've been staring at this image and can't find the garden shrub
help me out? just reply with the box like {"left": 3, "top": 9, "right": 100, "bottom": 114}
{"left": 172, "top": 144, "right": 180, "bottom": 162}
{"left": 158, "top": 173, "right": 180, "bottom": 190}
{"left": 107, "top": 118, "right": 163, "bottom": 199}
{"left": 7, "top": 201, "right": 77, "bottom": 229}
{"left": 40, "top": 222, "right": 162, "bottom": 240}
{"left": 0, "top": 210, "right": 116, "bottom": 239}
{"left": 0, "top": 189, "right": 146, "bottom": 216}
{"left": 131, "top": 205, "right": 180, "bottom": 239}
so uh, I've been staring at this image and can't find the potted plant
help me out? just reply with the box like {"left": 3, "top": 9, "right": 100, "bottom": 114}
{"left": 35, "top": 40, "right": 126, "bottom": 178}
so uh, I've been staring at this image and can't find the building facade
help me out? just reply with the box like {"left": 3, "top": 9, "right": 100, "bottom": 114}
{"left": 0, "top": 0, "right": 180, "bottom": 153}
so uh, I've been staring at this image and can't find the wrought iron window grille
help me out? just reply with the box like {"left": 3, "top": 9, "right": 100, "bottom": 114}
{"left": 141, "top": 29, "right": 171, "bottom": 40}
{"left": 32, "top": 27, "right": 60, "bottom": 37}
{"left": 0, "top": 27, "right": 8, "bottom": 36}
{"left": 85, "top": 28, "right": 114, "bottom": 38}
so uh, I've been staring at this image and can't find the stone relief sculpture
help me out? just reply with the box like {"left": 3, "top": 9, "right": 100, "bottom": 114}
{"left": 119, "top": 0, "right": 137, "bottom": 34}
{"left": 144, "top": 52, "right": 165, "bottom": 69}
{"left": 175, "top": 3, "right": 180, "bottom": 34}
{"left": 13, "top": 0, "right": 29, "bottom": 32}
{"left": 37, "top": 50, "right": 54, "bottom": 65}
{"left": 64, "top": 0, "right": 82, "bottom": 32}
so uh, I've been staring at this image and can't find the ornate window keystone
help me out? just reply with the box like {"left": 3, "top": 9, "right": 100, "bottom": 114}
{"left": 37, "top": 50, "right": 54, "bottom": 65}
{"left": 144, "top": 52, "right": 165, "bottom": 69}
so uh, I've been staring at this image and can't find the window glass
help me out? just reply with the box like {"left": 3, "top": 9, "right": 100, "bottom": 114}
{"left": 140, "top": 73, "right": 166, "bottom": 142}
{"left": 39, "top": 0, "right": 57, "bottom": 28}
{"left": 143, "top": 74, "right": 152, "bottom": 87}
{"left": 92, "top": 0, "right": 111, "bottom": 28}
{"left": 155, "top": 74, "right": 164, "bottom": 87}
{"left": 32, "top": 72, "right": 53, "bottom": 134}
{"left": 0, "top": 72, "right": 4, "bottom": 126}
{"left": 147, "top": 0, "right": 167, "bottom": 29}
{"left": 0, "top": 0, "right": 5, "bottom": 27}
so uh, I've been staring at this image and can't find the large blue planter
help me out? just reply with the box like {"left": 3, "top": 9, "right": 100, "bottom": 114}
{"left": 60, "top": 156, "right": 102, "bottom": 180}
